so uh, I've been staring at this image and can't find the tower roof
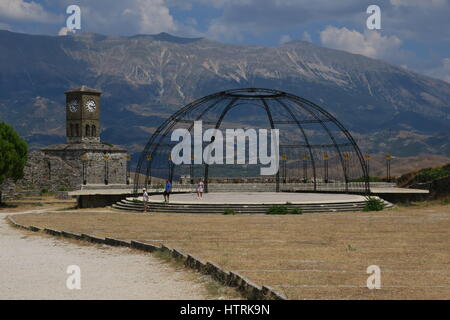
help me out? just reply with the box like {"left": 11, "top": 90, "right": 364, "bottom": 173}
{"left": 65, "top": 85, "right": 102, "bottom": 94}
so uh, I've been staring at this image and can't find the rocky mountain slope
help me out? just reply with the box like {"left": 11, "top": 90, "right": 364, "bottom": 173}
{"left": 0, "top": 30, "right": 449, "bottom": 165}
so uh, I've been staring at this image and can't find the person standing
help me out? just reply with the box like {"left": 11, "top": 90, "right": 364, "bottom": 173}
{"left": 196, "top": 179, "right": 204, "bottom": 199}
{"left": 164, "top": 180, "right": 172, "bottom": 203}
{"left": 142, "top": 188, "right": 149, "bottom": 213}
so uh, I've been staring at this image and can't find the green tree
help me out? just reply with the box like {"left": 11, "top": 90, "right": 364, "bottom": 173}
{"left": 0, "top": 122, "right": 28, "bottom": 203}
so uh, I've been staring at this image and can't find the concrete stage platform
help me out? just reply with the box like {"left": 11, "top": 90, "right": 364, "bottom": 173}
{"left": 70, "top": 186, "right": 427, "bottom": 209}
{"left": 145, "top": 192, "right": 366, "bottom": 204}
{"left": 112, "top": 192, "right": 394, "bottom": 213}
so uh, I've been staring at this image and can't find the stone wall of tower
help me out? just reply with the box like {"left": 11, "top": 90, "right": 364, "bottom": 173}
{"left": 42, "top": 149, "right": 128, "bottom": 186}
{"left": 0, "top": 152, "right": 80, "bottom": 199}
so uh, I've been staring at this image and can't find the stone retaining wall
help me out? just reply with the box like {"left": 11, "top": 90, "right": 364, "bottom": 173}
{"left": 409, "top": 175, "right": 450, "bottom": 198}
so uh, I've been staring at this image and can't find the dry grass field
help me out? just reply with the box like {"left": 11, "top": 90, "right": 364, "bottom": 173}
{"left": 12, "top": 200, "right": 450, "bottom": 300}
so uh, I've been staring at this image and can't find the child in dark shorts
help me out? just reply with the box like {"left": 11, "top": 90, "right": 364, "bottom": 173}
{"left": 164, "top": 180, "right": 172, "bottom": 203}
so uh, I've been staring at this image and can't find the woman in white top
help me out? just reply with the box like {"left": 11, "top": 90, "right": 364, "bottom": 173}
{"left": 142, "top": 188, "right": 149, "bottom": 212}
{"left": 196, "top": 179, "right": 204, "bottom": 199}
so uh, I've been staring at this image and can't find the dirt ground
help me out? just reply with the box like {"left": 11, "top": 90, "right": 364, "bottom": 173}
{"left": 9, "top": 200, "right": 450, "bottom": 300}
{"left": 0, "top": 202, "right": 240, "bottom": 300}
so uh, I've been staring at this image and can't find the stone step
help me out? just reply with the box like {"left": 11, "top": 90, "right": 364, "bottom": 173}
{"left": 113, "top": 196, "right": 393, "bottom": 214}
{"left": 114, "top": 206, "right": 367, "bottom": 213}
{"left": 112, "top": 204, "right": 373, "bottom": 214}
{"left": 119, "top": 200, "right": 369, "bottom": 209}
{"left": 121, "top": 199, "right": 368, "bottom": 206}
{"left": 112, "top": 202, "right": 391, "bottom": 213}
{"left": 121, "top": 199, "right": 381, "bottom": 205}
{"left": 119, "top": 198, "right": 392, "bottom": 208}
{"left": 121, "top": 205, "right": 367, "bottom": 212}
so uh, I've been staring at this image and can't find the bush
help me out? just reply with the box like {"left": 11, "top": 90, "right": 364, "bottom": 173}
{"left": 290, "top": 208, "right": 303, "bottom": 215}
{"left": 363, "top": 196, "right": 385, "bottom": 211}
{"left": 223, "top": 209, "right": 236, "bottom": 215}
{"left": 266, "top": 205, "right": 302, "bottom": 215}
{"left": 415, "top": 167, "right": 450, "bottom": 183}
{"left": 266, "top": 205, "right": 289, "bottom": 215}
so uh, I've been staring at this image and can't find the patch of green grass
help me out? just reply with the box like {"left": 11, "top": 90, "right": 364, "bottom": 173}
{"left": 31, "top": 202, "right": 44, "bottom": 206}
{"left": 0, "top": 202, "right": 18, "bottom": 208}
{"left": 204, "top": 277, "right": 226, "bottom": 297}
{"left": 266, "top": 205, "right": 289, "bottom": 215}
{"left": 40, "top": 188, "right": 55, "bottom": 196}
{"left": 266, "top": 205, "right": 303, "bottom": 215}
{"left": 290, "top": 208, "right": 303, "bottom": 215}
{"left": 223, "top": 209, "right": 236, "bottom": 215}
{"left": 154, "top": 249, "right": 178, "bottom": 264}
{"left": 363, "top": 196, "right": 385, "bottom": 211}
{"left": 201, "top": 275, "right": 242, "bottom": 299}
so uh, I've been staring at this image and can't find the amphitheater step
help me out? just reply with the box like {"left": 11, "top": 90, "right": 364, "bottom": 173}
{"left": 112, "top": 198, "right": 393, "bottom": 214}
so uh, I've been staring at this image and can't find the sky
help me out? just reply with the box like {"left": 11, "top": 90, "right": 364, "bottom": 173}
{"left": 0, "top": 0, "right": 449, "bottom": 82}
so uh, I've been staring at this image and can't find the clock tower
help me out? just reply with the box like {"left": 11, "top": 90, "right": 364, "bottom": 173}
{"left": 41, "top": 85, "right": 128, "bottom": 189}
{"left": 65, "top": 85, "right": 102, "bottom": 144}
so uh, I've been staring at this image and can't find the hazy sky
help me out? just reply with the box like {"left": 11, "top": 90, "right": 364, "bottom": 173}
{"left": 0, "top": 0, "right": 449, "bottom": 82}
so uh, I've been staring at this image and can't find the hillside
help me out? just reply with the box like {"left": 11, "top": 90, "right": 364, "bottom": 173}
{"left": 0, "top": 30, "right": 449, "bottom": 170}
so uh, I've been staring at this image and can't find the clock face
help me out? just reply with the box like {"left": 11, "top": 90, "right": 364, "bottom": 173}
{"left": 85, "top": 99, "right": 96, "bottom": 112}
{"left": 68, "top": 100, "right": 78, "bottom": 112}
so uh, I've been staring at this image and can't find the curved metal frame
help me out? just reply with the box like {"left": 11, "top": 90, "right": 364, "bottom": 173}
{"left": 133, "top": 88, "right": 370, "bottom": 194}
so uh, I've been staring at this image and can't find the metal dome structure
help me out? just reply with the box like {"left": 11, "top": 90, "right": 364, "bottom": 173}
{"left": 134, "top": 88, "right": 369, "bottom": 194}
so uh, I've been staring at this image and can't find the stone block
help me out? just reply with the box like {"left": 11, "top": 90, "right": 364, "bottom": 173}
{"left": 61, "top": 231, "right": 82, "bottom": 240}
{"left": 81, "top": 233, "right": 105, "bottom": 244}
{"left": 105, "top": 237, "right": 130, "bottom": 247}
{"left": 130, "top": 240, "right": 159, "bottom": 252}
{"left": 44, "top": 228, "right": 62, "bottom": 236}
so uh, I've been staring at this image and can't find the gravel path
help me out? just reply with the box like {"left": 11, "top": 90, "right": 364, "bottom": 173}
{"left": 0, "top": 210, "right": 208, "bottom": 300}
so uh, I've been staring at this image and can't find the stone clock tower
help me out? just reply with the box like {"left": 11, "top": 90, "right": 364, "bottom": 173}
{"left": 65, "top": 86, "right": 101, "bottom": 143}
{"left": 40, "top": 85, "right": 129, "bottom": 189}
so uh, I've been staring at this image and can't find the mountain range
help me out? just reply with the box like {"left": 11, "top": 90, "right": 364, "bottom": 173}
{"left": 0, "top": 30, "right": 449, "bottom": 171}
